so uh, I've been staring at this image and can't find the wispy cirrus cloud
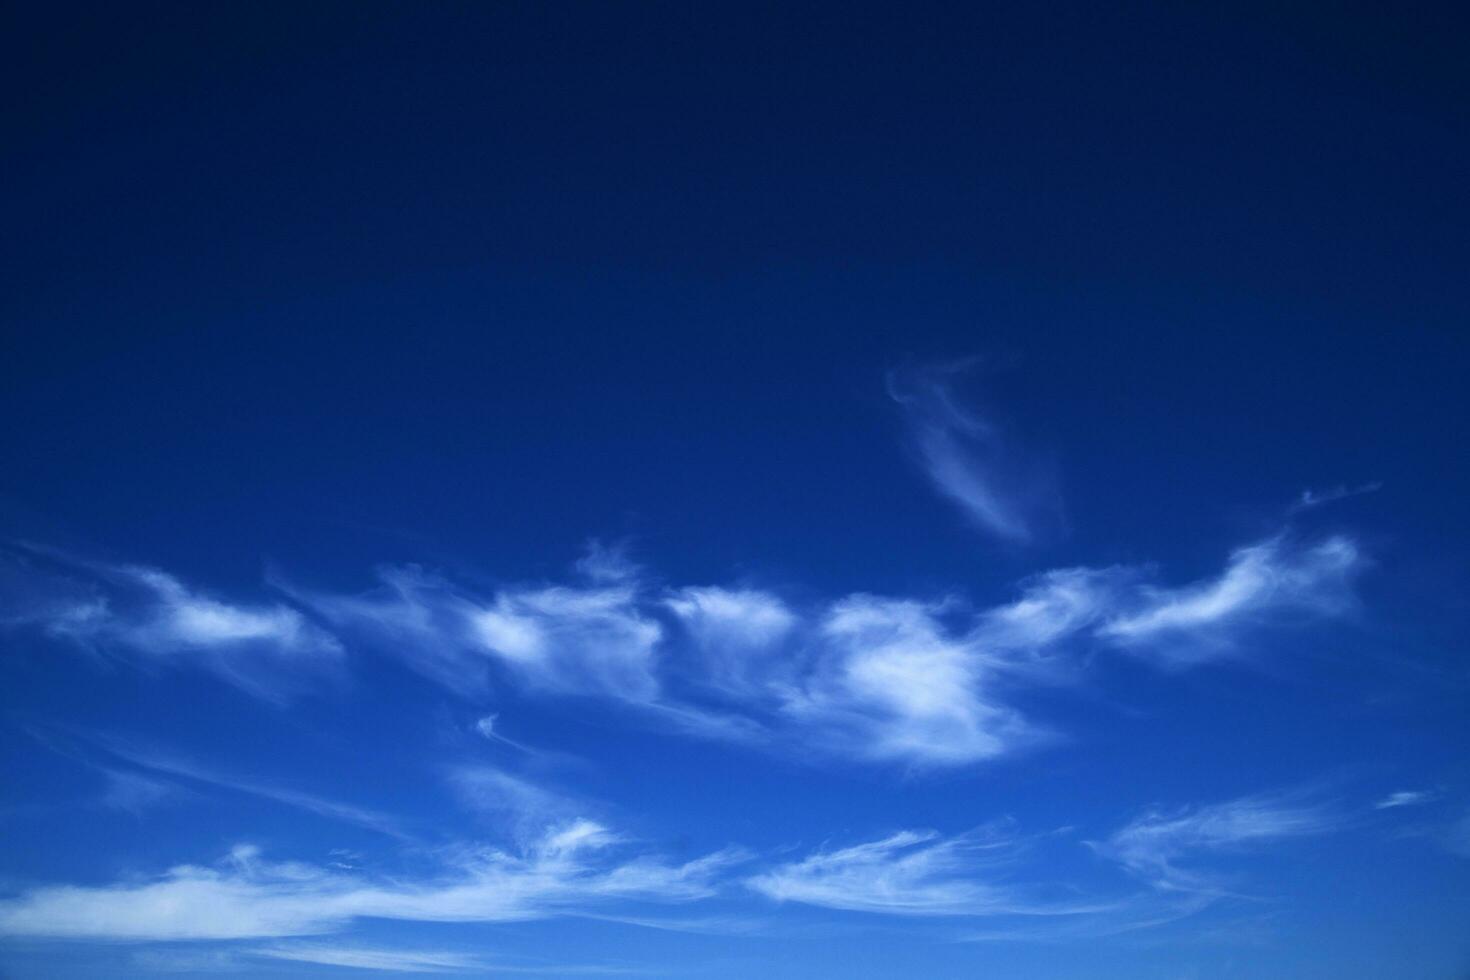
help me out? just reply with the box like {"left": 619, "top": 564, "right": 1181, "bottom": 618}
{"left": 70, "top": 733, "right": 412, "bottom": 841}
{"left": 249, "top": 945, "right": 489, "bottom": 973}
{"left": 886, "top": 360, "right": 1062, "bottom": 545}
{"left": 1374, "top": 789, "right": 1437, "bottom": 810}
{"left": 4, "top": 530, "right": 1365, "bottom": 768}
{"left": 745, "top": 826, "right": 1065, "bottom": 916}
{"left": 0, "top": 820, "right": 744, "bottom": 942}
{"left": 1096, "top": 536, "right": 1361, "bottom": 666}
{"left": 0, "top": 546, "right": 340, "bottom": 700}
{"left": 1288, "top": 481, "right": 1383, "bottom": 514}
{"left": 286, "top": 564, "right": 663, "bottom": 703}
{"left": 1091, "top": 794, "right": 1335, "bottom": 893}
{"left": 447, "top": 765, "right": 587, "bottom": 844}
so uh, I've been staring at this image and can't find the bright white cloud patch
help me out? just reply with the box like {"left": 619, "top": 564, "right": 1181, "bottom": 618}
{"left": 470, "top": 585, "right": 662, "bottom": 701}
{"left": 781, "top": 596, "right": 1027, "bottom": 765}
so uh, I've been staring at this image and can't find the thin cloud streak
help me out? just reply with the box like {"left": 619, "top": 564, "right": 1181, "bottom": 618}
{"left": 1374, "top": 790, "right": 1437, "bottom": 810}
{"left": 746, "top": 826, "right": 1107, "bottom": 918}
{"left": 0, "top": 822, "right": 745, "bottom": 941}
{"left": 1091, "top": 794, "right": 1336, "bottom": 893}
{"left": 85, "top": 735, "right": 413, "bottom": 841}
{"left": 887, "top": 361, "right": 1061, "bottom": 545}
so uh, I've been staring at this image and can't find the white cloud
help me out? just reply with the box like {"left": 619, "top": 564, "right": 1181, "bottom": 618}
{"left": 887, "top": 361, "right": 1061, "bottom": 545}
{"left": 780, "top": 596, "right": 1030, "bottom": 765}
{"left": 1097, "top": 536, "right": 1360, "bottom": 664}
{"left": 1289, "top": 481, "right": 1382, "bottom": 514}
{"left": 746, "top": 826, "right": 1081, "bottom": 917}
{"left": 667, "top": 587, "right": 795, "bottom": 650}
{"left": 1093, "top": 795, "right": 1334, "bottom": 892}
{"left": 252, "top": 944, "right": 487, "bottom": 973}
{"left": 469, "top": 585, "right": 662, "bottom": 701}
{"left": 0, "top": 547, "right": 340, "bottom": 699}
{"left": 1374, "top": 790, "right": 1437, "bottom": 810}
{"left": 293, "top": 561, "right": 662, "bottom": 703}
{"left": 666, "top": 586, "right": 795, "bottom": 695}
{"left": 252, "top": 943, "right": 644, "bottom": 974}
{"left": 5, "top": 531, "right": 1366, "bottom": 769}
{"left": 282, "top": 564, "right": 493, "bottom": 694}
{"left": 0, "top": 823, "right": 742, "bottom": 942}
{"left": 574, "top": 539, "right": 641, "bottom": 585}
{"left": 979, "top": 567, "right": 1130, "bottom": 655}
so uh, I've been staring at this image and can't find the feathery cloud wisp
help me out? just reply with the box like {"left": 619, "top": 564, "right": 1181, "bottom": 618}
{"left": 1374, "top": 790, "right": 1437, "bottom": 810}
{"left": 0, "top": 822, "right": 742, "bottom": 941}
{"left": 887, "top": 361, "right": 1061, "bottom": 545}
{"left": 0, "top": 546, "right": 340, "bottom": 699}
{"left": 745, "top": 825, "right": 1099, "bottom": 918}
{"left": 1097, "top": 536, "right": 1360, "bottom": 665}
{"left": 1093, "top": 795, "right": 1334, "bottom": 892}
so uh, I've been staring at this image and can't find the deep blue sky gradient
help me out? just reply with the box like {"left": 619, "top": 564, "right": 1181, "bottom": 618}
{"left": 2, "top": 4, "right": 1469, "bottom": 978}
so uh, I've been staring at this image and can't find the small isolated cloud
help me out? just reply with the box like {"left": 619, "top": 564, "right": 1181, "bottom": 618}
{"left": 575, "top": 539, "right": 641, "bottom": 585}
{"left": 887, "top": 361, "right": 1061, "bottom": 545}
{"left": 1289, "top": 481, "right": 1383, "bottom": 514}
{"left": 1093, "top": 794, "right": 1335, "bottom": 893}
{"left": 1374, "top": 790, "right": 1437, "bottom": 810}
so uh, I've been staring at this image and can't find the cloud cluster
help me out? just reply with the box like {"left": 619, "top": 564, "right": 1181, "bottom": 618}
{"left": 2, "top": 531, "right": 1362, "bottom": 768}
{"left": 0, "top": 789, "right": 1339, "bottom": 947}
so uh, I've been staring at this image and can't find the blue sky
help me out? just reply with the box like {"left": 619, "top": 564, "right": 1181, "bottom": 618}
{"left": 3, "top": 3, "right": 1469, "bottom": 978}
